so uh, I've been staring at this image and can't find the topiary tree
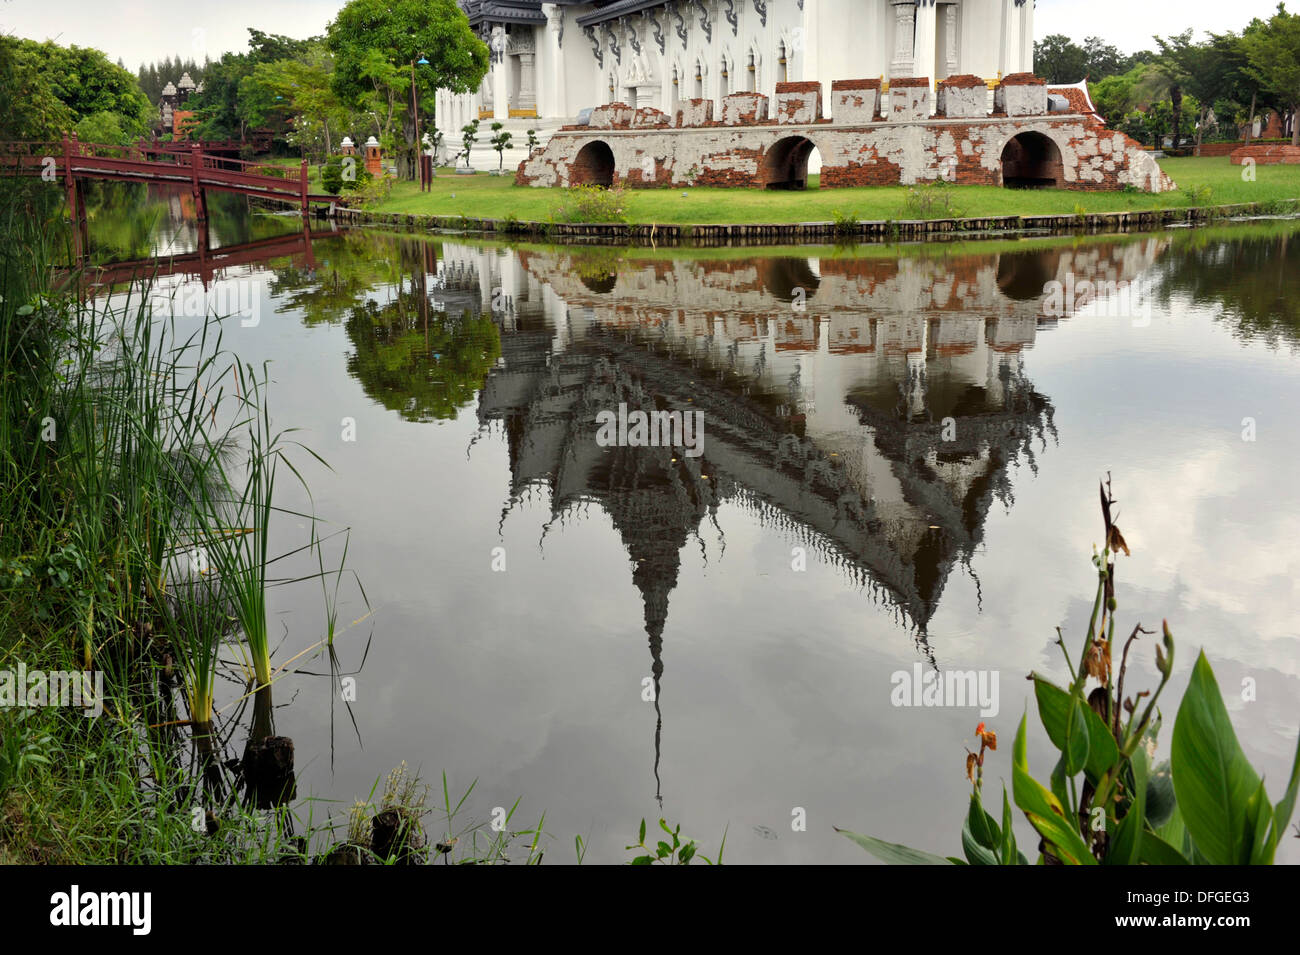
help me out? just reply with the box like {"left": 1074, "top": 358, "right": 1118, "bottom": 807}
{"left": 489, "top": 121, "right": 512, "bottom": 171}
{"left": 461, "top": 119, "right": 479, "bottom": 168}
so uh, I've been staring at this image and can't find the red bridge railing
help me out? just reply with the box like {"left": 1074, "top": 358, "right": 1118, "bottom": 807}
{"left": 0, "top": 136, "right": 334, "bottom": 213}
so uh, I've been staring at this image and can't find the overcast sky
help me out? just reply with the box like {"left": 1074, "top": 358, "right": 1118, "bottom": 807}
{"left": 0, "top": 0, "right": 1287, "bottom": 71}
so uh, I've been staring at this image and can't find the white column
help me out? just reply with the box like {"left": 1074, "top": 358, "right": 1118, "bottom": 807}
{"left": 802, "top": 0, "right": 820, "bottom": 84}
{"left": 889, "top": 0, "right": 916, "bottom": 79}
{"left": 1002, "top": 0, "right": 1021, "bottom": 77}
{"left": 544, "top": 5, "right": 566, "bottom": 119}
{"left": 1019, "top": 1, "right": 1033, "bottom": 74}
{"left": 518, "top": 53, "right": 536, "bottom": 112}
{"left": 913, "top": 1, "right": 937, "bottom": 90}
{"left": 492, "top": 27, "right": 509, "bottom": 121}
{"left": 943, "top": 3, "right": 957, "bottom": 78}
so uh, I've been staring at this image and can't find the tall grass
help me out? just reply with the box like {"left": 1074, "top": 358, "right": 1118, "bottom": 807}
{"left": 0, "top": 178, "right": 343, "bottom": 853}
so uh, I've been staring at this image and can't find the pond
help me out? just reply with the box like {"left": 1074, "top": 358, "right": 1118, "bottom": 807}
{"left": 83, "top": 185, "right": 1300, "bottom": 863}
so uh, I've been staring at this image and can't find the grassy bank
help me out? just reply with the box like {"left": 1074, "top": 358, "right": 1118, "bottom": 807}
{"left": 365, "top": 157, "right": 1300, "bottom": 226}
{"left": 0, "top": 181, "right": 545, "bottom": 864}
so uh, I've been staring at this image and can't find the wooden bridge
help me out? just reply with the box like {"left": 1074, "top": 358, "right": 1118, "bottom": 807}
{"left": 0, "top": 136, "right": 337, "bottom": 221}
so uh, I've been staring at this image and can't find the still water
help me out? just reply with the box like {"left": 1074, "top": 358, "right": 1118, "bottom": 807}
{"left": 90, "top": 187, "right": 1300, "bottom": 863}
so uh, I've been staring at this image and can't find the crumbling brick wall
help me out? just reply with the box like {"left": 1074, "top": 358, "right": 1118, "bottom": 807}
{"left": 831, "top": 79, "right": 882, "bottom": 125}
{"left": 997, "top": 74, "right": 1047, "bottom": 117}
{"left": 515, "top": 74, "right": 1176, "bottom": 194}
{"left": 675, "top": 98, "right": 714, "bottom": 128}
{"left": 936, "top": 75, "right": 988, "bottom": 119}
{"left": 721, "top": 92, "right": 769, "bottom": 125}
{"left": 1231, "top": 144, "right": 1300, "bottom": 165}
{"left": 890, "top": 77, "right": 931, "bottom": 122}
{"left": 775, "top": 81, "right": 823, "bottom": 125}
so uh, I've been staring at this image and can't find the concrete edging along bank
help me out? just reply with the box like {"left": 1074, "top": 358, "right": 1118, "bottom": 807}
{"left": 327, "top": 200, "right": 1299, "bottom": 246}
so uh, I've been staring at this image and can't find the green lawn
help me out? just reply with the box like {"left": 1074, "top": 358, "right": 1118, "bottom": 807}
{"left": 365, "top": 157, "right": 1300, "bottom": 225}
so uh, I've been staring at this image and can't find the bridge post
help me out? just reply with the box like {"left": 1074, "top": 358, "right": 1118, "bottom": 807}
{"left": 190, "top": 143, "right": 207, "bottom": 222}
{"left": 300, "top": 158, "right": 309, "bottom": 217}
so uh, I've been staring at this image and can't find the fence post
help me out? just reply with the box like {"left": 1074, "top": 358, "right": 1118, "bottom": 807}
{"left": 300, "top": 158, "right": 309, "bottom": 216}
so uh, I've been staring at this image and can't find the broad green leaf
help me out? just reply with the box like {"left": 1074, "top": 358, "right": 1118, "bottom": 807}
{"left": 1145, "top": 760, "right": 1176, "bottom": 829}
{"left": 1155, "top": 800, "right": 1185, "bottom": 850}
{"left": 1245, "top": 780, "right": 1276, "bottom": 865}
{"left": 1012, "top": 712, "right": 1097, "bottom": 865}
{"left": 1105, "top": 744, "right": 1147, "bottom": 865}
{"left": 1063, "top": 696, "right": 1091, "bottom": 776}
{"left": 962, "top": 817, "right": 1001, "bottom": 865}
{"left": 835, "top": 829, "right": 954, "bottom": 865}
{"left": 1032, "top": 676, "right": 1119, "bottom": 783}
{"left": 963, "top": 789, "right": 1001, "bottom": 866}
{"left": 1000, "top": 787, "right": 1018, "bottom": 866}
{"left": 1171, "top": 651, "right": 1262, "bottom": 865}
{"left": 1137, "top": 831, "right": 1190, "bottom": 865}
{"left": 1273, "top": 730, "right": 1300, "bottom": 839}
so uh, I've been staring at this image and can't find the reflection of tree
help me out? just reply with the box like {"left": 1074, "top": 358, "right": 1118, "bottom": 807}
{"left": 268, "top": 232, "right": 411, "bottom": 326}
{"left": 77, "top": 183, "right": 295, "bottom": 263}
{"left": 345, "top": 294, "right": 500, "bottom": 422}
{"left": 1155, "top": 223, "right": 1300, "bottom": 348}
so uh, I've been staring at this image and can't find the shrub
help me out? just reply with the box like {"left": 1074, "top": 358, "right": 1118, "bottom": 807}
{"left": 321, "top": 156, "right": 344, "bottom": 195}
{"left": 899, "top": 180, "right": 964, "bottom": 219}
{"left": 831, "top": 209, "right": 859, "bottom": 237}
{"left": 550, "top": 184, "right": 628, "bottom": 223}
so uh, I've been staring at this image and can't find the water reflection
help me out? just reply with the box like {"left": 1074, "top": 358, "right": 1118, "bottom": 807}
{"left": 80, "top": 192, "right": 1300, "bottom": 860}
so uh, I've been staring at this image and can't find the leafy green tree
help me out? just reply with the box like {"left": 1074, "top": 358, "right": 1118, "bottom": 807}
{"left": 0, "top": 36, "right": 75, "bottom": 140}
{"left": 1241, "top": 3, "right": 1300, "bottom": 146}
{"left": 327, "top": 0, "right": 489, "bottom": 180}
{"left": 1034, "top": 35, "right": 1088, "bottom": 84}
{"left": 1, "top": 39, "right": 150, "bottom": 138}
{"left": 74, "top": 111, "right": 130, "bottom": 145}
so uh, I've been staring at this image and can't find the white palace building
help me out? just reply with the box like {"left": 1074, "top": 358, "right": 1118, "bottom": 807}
{"left": 435, "top": 0, "right": 1035, "bottom": 163}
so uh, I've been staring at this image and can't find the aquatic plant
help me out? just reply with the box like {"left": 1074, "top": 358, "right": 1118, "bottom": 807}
{"left": 839, "top": 478, "right": 1300, "bottom": 864}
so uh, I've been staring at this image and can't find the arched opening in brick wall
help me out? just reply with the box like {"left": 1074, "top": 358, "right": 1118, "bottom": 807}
{"left": 759, "top": 136, "right": 820, "bottom": 190}
{"left": 571, "top": 140, "right": 615, "bottom": 187}
{"left": 1000, "top": 132, "right": 1064, "bottom": 188}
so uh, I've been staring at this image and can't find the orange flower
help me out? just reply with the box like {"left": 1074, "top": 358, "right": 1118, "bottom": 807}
{"left": 975, "top": 723, "right": 997, "bottom": 751}
{"left": 966, "top": 752, "right": 978, "bottom": 783}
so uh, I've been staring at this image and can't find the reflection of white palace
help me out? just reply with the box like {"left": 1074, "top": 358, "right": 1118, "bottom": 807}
{"left": 436, "top": 0, "right": 1034, "bottom": 135}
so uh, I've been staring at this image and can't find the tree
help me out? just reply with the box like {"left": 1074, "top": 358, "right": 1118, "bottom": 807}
{"left": 1151, "top": 30, "right": 1196, "bottom": 150}
{"left": 75, "top": 111, "right": 130, "bottom": 145}
{"left": 489, "top": 121, "right": 512, "bottom": 171}
{"left": 0, "top": 36, "right": 74, "bottom": 140}
{"left": 1034, "top": 35, "right": 1088, "bottom": 84}
{"left": 327, "top": 0, "right": 489, "bottom": 180}
{"left": 1241, "top": 3, "right": 1300, "bottom": 146}
{"left": 461, "top": 119, "right": 479, "bottom": 168}
{"left": 1082, "top": 36, "right": 1128, "bottom": 78}
{"left": 1, "top": 39, "right": 150, "bottom": 138}
{"left": 526, "top": 128, "right": 539, "bottom": 158}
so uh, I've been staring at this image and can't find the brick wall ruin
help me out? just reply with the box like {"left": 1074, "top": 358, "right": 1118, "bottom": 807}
{"left": 516, "top": 74, "right": 1176, "bottom": 194}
